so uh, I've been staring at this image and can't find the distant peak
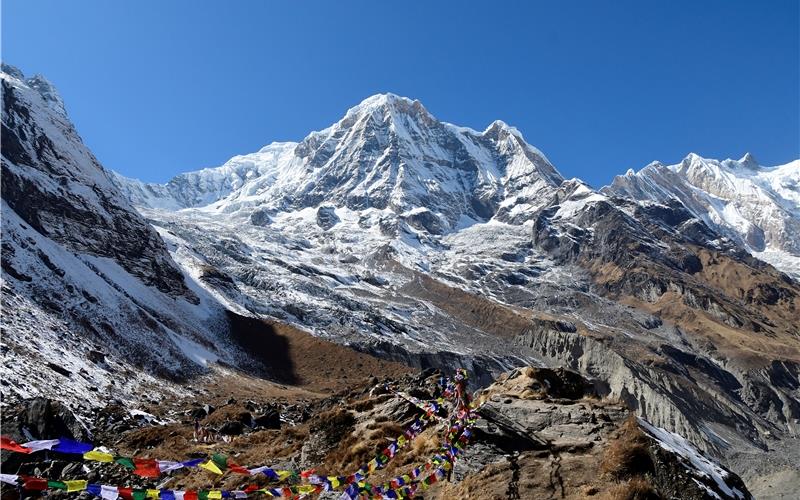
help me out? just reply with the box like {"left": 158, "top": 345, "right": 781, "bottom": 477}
{"left": 485, "top": 119, "right": 525, "bottom": 141}
{"left": 684, "top": 152, "right": 704, "bottom": 162}
{"left": 1, "top": 64, "right": 68, "bottom": 118}
{"left": 348, "top": 93, "right": 428, "bottom": 115}
{"left": 738, "top": 152, "right": 759, "bottom": 167}
{"left": 644, "top": 161, "right": 664, "bottom": 170}
{"left": 331, "top": 93, "right": 436, "bottom": 132}
{"left": 358, "top": 92, "right": 412, "bottom": 107}
{"left": 25, "top": 74, "right": 68, "bottom": 117}
{"left": 1, "top": 62, "right": 24, "bottom": 80}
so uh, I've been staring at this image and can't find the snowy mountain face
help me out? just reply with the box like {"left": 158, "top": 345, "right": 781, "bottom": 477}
{"left": 3, "top": 68, "right": 800, "bottom": 493}
{"left": 0, "top": 64, "right": 280, "bottom": 411}
{"left": 603, "top": 153, "right": 800, "bottom": 278}
{"left": 112, "top": 94, "right": 564, "bottom": 232}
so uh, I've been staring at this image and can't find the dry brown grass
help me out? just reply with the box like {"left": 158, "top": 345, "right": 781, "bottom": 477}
{"left": 325, "top": 419, "right": 404, "bottom": 470}
{"left": 597, "top": 477, "right": 660, "bottom": 500}
{"left": 311, "top": 408, "right": 356, "bottom": 439}
{"left": 600, "top": 417, "right": 654, "bottom": 480}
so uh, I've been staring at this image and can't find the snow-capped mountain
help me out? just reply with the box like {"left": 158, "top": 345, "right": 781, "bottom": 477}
{"left": 603, "top": 153, "right": 800, "bottom": 278}
{"left": 112, "top": 93, "right": 564, "bottom": 232}
{"left": 3, "top": 66, "right": 800, "bottom": 493}
{"left": 0, "top": 64, "right": 281, "bottom": 410}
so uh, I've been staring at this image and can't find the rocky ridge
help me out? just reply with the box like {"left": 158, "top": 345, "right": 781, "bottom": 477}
{"left": 603, "top": 153, "right": 800, "bottom": 278}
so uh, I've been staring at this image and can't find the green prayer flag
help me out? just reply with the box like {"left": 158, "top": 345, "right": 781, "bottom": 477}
{"left": 211, "top": 453, "right": 228, "bottom": 471}
{"left": 199, "top": 490, "right": 210, "bottom": 500}
{"left": 132, "top": 490, "right": 147, "bottom": 500}
{"left": 48, "top": 481, "right": 67, "bottom": 490}
{"left": 115, "top": 457, "right": 136, "bottom": 470}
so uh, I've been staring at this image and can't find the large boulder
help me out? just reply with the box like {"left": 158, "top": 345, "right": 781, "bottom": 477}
{"left": 22, "top": 397, "right": 89, "bottom": 441}
{"left": 254, "top": 410, "right": 281, "bottom": 429}
{"left": 219, "top": 421, "right": 244, "bottom": 436}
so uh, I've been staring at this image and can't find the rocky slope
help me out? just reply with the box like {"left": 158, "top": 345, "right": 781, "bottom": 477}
{"left": 111, "top": 92, "right": 799, "bottom": 475}
{"left": 0, "top": 64, "right": 308, "bottom": 410}
{"left": 2, "top": 66, "right": 799, "bottom": 496}
{"left": 603, "top": 153, "right": 800, "bottom": 278}
{"left": 0, "top": 367, "right": 753, "bottom": 499}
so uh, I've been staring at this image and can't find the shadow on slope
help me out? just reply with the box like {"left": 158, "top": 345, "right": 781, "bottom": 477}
{"left": 225, "top": 311, "right": 410, "bottom": 392}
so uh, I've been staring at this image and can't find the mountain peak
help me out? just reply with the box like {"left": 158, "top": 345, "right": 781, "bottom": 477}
{"left": 345, "top": 93, "right": 431, "bottom": 120}
{"left": 1, "top": 63, "right": 67, "bottom": 118}
{"left": 738, "top": 152, "right": 759, "bottom": 168}
{"left": 25, "top": 74, "right": 67, "bottom": 117}
{"left": 486, "top": 119, "right": 523, "bottom": 138}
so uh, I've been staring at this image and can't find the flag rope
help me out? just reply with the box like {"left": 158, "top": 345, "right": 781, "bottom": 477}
{"left": 1, "top": 372, "right": 480, "bottom": 499}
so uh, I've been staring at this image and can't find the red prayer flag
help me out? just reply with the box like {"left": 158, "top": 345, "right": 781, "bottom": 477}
{"left": 118, "top": 487, "right": 133, "bottom": 500}
{"left": 227, "top": 462, "right": 250, "bottom": 475}
{"left": 300, "top": 469, "right": 315, "bottom": 478}
{"left": 243, "top": 485, "right": 259, "bottom": 493}
{"left": 133, "top": 458, "right": 160, "bottom": 478}
{"left": 0, "top": 436, "right": 31, "bottom": 454}
{"left": 184, "top": 491, "right": 198, "bottom": 500}
{"left": 21, "top": 477, "right": 47, "bottom": 490}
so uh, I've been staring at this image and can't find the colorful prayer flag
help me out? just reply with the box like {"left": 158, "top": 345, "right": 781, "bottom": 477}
{"left": 199, "top": 459, "right": 223, "bottom": 475}
{"left": 85, "top": 450, "right": 115, "bottom": 462}
{"left": 65, "top": 480, "right": 88, "bottom": 492}
{"left": 53, "top": 439, "right": 93, "bottom": 454}
{"left": 0, "top": 436, "right": 31, "bottom": 453}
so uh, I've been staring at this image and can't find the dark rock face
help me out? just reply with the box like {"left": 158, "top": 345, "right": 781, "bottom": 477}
{"left": 1, "top": 75, "right": 193, "bottom": 301}
{"left": 219, "top": 421, "right": 244, "bottom": 436}
{"left": 315, "top": 205, "right": 340, "bottom": 230}
{"left": 25, "top": 398, "right": 89, "bottom": 441}
{"left": 645, "top": 432, "right": 752, "bottom": 500}
{"left": 403, "top": 209, "right": 444, "bottom": 235}
{"left": 254, "top": 410, "right": 281, "bottom": 429}
{"left": 249, "top": 209, "right": 272, "bottom": 226}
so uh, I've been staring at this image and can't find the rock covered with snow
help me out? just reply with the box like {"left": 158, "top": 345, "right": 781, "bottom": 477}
{"left": 0, "top": 64, "right": 276, "bottom": 411}
{"left": 113, "top": 93, "right": 565, "bottom": 233}
{"left": 603, "top": 153, "right": 800, "bottom": 278}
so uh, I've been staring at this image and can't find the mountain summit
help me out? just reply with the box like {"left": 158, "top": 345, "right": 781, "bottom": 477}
{"left": 113, "top": 93, "right": 565, "bottom": 233}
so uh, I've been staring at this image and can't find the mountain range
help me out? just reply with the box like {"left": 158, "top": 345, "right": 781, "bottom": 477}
{"left": 1, "top": 63, "right": 798, "bottom": 497}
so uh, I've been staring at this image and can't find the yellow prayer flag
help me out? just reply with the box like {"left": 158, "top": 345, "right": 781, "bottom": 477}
{"left": 207, "top": 491, "right": 222, "bottom": 499}
{"left": 199, "top": 460, "right": 223, "bottom": 475}
{"left": 65, "top": 481, "right": 88, "bottom": 492}
{"left": 276, "top": 470, "right": 292, "bottom": 481}
{"left": 297, "top": 485, "right": 316, "bottom": 495}
{"left": 84, "top": 450, "right": 114, "bottom": 462}
{"left": 146, "top": 490, "right": 159, "bottom": 499}
{"left": 329, "top": 477, "right": 340, "bottom": 488}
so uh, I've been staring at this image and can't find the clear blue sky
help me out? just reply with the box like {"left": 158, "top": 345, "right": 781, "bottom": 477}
{"left": 3, "top": 1, "right": 798, "bottom": 187}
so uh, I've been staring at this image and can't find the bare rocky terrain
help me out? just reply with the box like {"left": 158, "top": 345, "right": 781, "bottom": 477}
{"left": 0, "top": 367, "right": 754, "bottom": 500}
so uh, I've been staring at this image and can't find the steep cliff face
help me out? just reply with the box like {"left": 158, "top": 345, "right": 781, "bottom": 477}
{"left": 0, "top": 65, "right": 279, "bottom": 410}
{"left": 1, "top": 64, "right": 192, "bottom": 298}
